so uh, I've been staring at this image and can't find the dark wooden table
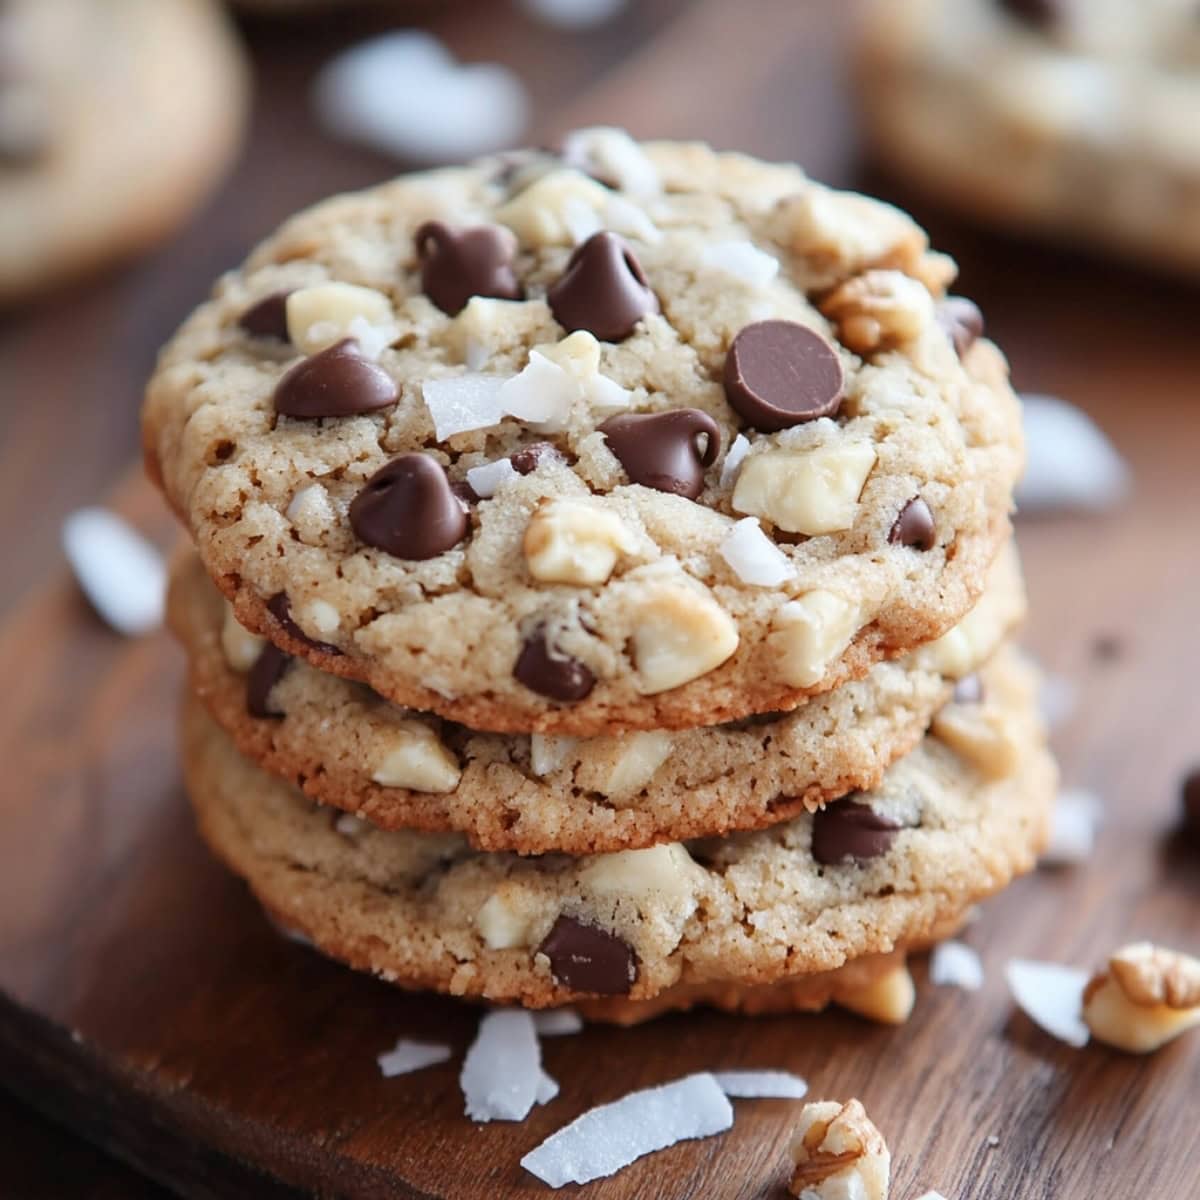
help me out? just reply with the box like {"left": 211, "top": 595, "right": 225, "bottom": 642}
{"left": 1, "top": 1, "right": 1198, "bottom": 1196}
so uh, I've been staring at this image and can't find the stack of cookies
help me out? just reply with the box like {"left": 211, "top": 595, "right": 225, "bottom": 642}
{"left": 144, "top": 130, "right": 1054, "bottom": 1025}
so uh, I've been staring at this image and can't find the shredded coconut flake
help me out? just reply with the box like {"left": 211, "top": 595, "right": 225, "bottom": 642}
{"left": 530, "top": 734, "right": 579, "bottom": 777}
{"left": 720, "top": 518, "right": 794, "bottom": 587}
{"left": 712, "top": 1070, "right": 808, "bottom": 1099}
{"left": 537, "top": 1070, "right": 560, "bottom": 1105}
{"left": 701, "top": 240, "right": 780, "bottom": 287}
{"left": 1005, "top": 959, "right": 1090, "bottom": 1048}
{"left": 422, "top": 374, "right": 507, "bottom": 439}
{"left": 465, "top": 458, "right": 518, "bottom": 499}
{"left": 377, "top": 1038, "right": 452, "bottom": 1078}
{"left": 62, "top": 508, "right": 166, "bottom": 636}
{"left": 585, "top": 372, "right": 632, "bottom": 414}
{"left": 460, "top": 1010, "right": 543, "bottom": 1122}
{"left": 719, "top": 434, "right": 751, "bottom": 488}
{"left": 1041, "top": 789, "right": 1100, "bottom": 866}
{"left": 520, "top": 1072, "right": 732, "bottom": 1187}
{"left": 346, "top": 314, "right": 396, "bottom": 360}
{"left": 498, "top": 352, "right": 577, "bottom": 428}
{"left": 533, "top": 1009, "right": 584, "bottom": 1036}
{"left": 1039, "top": 672, "right": 1077, "bottom": 729}
{"left": 929, "top": 941, "right": 985, "bottom": 992}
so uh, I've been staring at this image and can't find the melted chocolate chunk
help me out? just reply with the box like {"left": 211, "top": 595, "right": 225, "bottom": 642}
{"left": 936, "top": 296, "right": 985, "bottom": 358}
{"left": 600, "top": 409, "right": 721, "bottom": 500}
{"left": 538, "top": 915, "right": 638, "bottom": 995}
{"left": 811, "top": 797, "right": 902, "bottom": 865}
{"left": 266, "top": 593, "right": 342, "bottom": 656}
{"left": 238, "top": 291, "right": 292, "bottom": 342}
{"left": 889, "top": 496, "right": 936, "bottom": 551}
{"left": 513, "top": 627, "right": 595, "bottom": 702}
{"left": 350, "top": 454, "right": 469, "bottom": 560}
{"left": 723, "top": 320, "right": 844, "bottom": 431}
{"left": 509, "top": 441, "right": 564, "bottom": 476}
{"left": 547, "top": 232, "right": 658, "bottom": 342}
{"left": 246, "top": 644, "right": 292, "bottom": 718}
{"left": 415, "top": 221, "right": 522, "bottom": 316}
{"left": 274, "top": 339, "right": 398, "bottom": 418}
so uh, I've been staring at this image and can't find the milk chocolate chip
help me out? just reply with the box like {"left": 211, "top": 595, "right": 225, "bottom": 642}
{"left": 274, "top": 339, "right": 397, "bottom": 418}
{"left": 538, "top": 915, "right": 637, "bottom": 994}
{"left": 514, "top": 626, "right": 595, "bottom": 702}
{"left": 811, "top": 797, "right": 901, "bottom": 865}
{"left": 600, "top": 409, "right": 720, "bottom": 499}
{"left": 936, "top": 297, "right": 984, "bottom": 358}
{"left": 723, "top": 320, "right": 844, "bottom": 431}
{"left": 509, "top": 441, "right": 564, "bottom": 476}
{"left": 547, "top": 232, "right": 659, "bottom": 342}
{"left": 238, "top": 291, "right": 292, "bottom": 341}
{"left": 267, "top": 592, "right": 341, "bottom": 657}
{"left": 889, "top": 496, "right": 936, "bottom": 551}
{"left": 246, "top": 644, "right": 292, "bottom": 718}
{"left": 415, "top": 221, "right": 522, "bottom": 316}
{"left": 350, "top": 454, "right": 469, "bottom": 560}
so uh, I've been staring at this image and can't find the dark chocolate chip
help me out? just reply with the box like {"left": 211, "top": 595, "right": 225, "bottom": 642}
{"left": 936, "top": 297, "right": 985, "bottom": 358}
{"left": 266, "top": 593, "right": 342, "bottom": 656}
{"left": 274, "top": 339, "right": 397, "bottom": 419}
{"left": 513, "top": 626, "right": 595, "bottom": 702}
{"left": 953, "top": 673, "right": 985, "bottom": 704}
{"left": 450, "top": 479, "right": 477, "bottom": 508}
{"left": 509, "top": 441, "right": 564, "bottom": 476}
{"left": 538, "top": 915, "right": 638, "bottom": 995}
{"left": 246, "top": 644, "right": 292, "bottom": 718}
{"left": 723, "top": 320, "right": 844, "bottom": 431}
{"left": 1183, "top": 768, "right": 1200, "bottom": 845}
{"left": 350, "top": 453, "right": 469, "bottom": 560}
{"left": 889, "top": 496, "right": 936, "bottom": 551}
{"left": 811, "top": 797, "right": 901, "bottom": 865}
{"left": 600, "top": 409, "right": 721, "bottom": 500}
{"left": 997, "top": 0, "right": 1060, "bottom": 26}
{"left": 547, "top": 232, "right": 659, "bottom": 342}
{"left": 415, "top": 221, "right": 523, "bottom": 316}
{"left": 238, "top": 291, "right": 292, "bottom": 342}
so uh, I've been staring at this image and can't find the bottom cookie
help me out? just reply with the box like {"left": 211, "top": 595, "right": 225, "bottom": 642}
{"left": 181, "top": 645, "right": 1054, "bottom": 1010}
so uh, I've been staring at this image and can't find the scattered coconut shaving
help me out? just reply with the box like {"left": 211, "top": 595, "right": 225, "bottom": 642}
{"left": 1005, "top": 959, "right": 1090, "bottom": 1048}
{"left": 720, "top": 517, "right": 794, "bottom": 587}
{"left": 537, "top": 1070, "right": 560, "bottom": 1105}
{"left": 916, "top": 1192, "right": 950, "bottom": 1199}
{"left": 702, "top": 240, "right": 779, "bottom": 287}
{"left": 422, "top": 374, "right": 507, "bottom": 439}
{"left": 929, "top": 941, "right": 985, "bottom": 992}
{"left": 465, "top": 458, "right": 518, "bottom": 499}
{"left": 1041, "top": 789, "right": 1100, "bottom": 866}
{"left": 377, "top": 1038, "right": 452, "bottom": 1078}
{"left": 520, "top": 1072, "right": 733, "bottom": 1187}
{"left": 529, "top": 734, "right": 579, "bottom": 777}
{"left": 460, "top": 1009, "right": 544, "bottom": 1122}
{"left": 712, "top": 1070, "right": 808, "bottom": 1099}
{"left": 534, "top": 1009, "right": 584, "bottom": 1036}
{"left": 719, "top": 434, "right": 751, "bottom": 488}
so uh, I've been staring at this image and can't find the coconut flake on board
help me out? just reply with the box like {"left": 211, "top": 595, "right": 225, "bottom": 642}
{"left": 533, "top": 1009, "right": 584, "bottom": 1036}
{"left": 1041, "top": 789, "right": 1101, "bottom": 866}
{"left": 377, "top": 1038, "right": 453, "bottom": 1078}
{"left": 520, "top": 1072, "right": 733, "bottom": 1187}
{"left": 1005, "top": 959, "right": 1090, "bottom": 1047}
{"left": 929, "top": 941, "right": 985, "bottom": 992}
{"left": 712, "top": 1070, "right": 808, "bottom": 1099}
{"left": 460, "top": 1009, "right": 544, "bottom": 1122}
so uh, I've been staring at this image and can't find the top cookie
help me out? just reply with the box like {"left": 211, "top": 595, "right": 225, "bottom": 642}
{"left": 144, "top": 131, "right": 1023, "bottom": 735}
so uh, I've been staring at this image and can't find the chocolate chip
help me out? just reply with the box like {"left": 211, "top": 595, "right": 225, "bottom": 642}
{"left": 997, "top": 0, "right": 1060, "bottom": 26}
{"left": 415, "top": 221, "right": 522, "bottom": 316}
{"left": 266, "top": 592, "right": 342, "bottom": 657}
{"left": 1183, "top": 769, "right": 1200, "bottom": 845}
{"left": 274, "top": 339, "right": 397, "bottom": 419}
{"left": 449, "top": 480, "right": 477, "bottom": 508}
{"left": 237, "top": 291, "right": 292, "bottom": 341}
{"left": 811, "top": 797, "right": 901, "bottom": 865}
{"left": 509, "top": 441, "right": 563, "bottom": 476}
{"left": 889, "top": 496, "right": 936, "bottom": 551}
{"left": 723, "top": 320, "right": 844, "bottom": 431}
{"left": 1091, "top": 633, "right": 1124, "bottom": 663}
{"left": 246, "top": 644, "right": 292, "bottom": 718}
{"left": 953, "top": 673, "right": 985, "bottom": 704}
{"left": 547, "top": 232, "right": 659, "bottom": 342}
{"left": 936, "top": 297, "right": 985, "bottom": 358}
{"left": 538, "top": 915, "right": 637, "bottom": 995}
{"left": 349, "top": 454, "right": 469, "bottom": 560}
{"left": 600, "top": 409, "right": 721, "bottom": 500}
{"left": 513, "top": 626, "right": 595, "bottom": 702}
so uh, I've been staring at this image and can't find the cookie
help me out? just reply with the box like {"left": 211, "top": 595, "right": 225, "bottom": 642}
{"left": 0, "top": 0, "right": 247, "bottom": 305}
{"left": 181, "top": 644, "right": 1053, "bottom": 1007}
{"left": 858, "top": 0, "right": 1200, "bottom": 274}
{"left": 169, "top": 542, "right": 1025, "bottom": 854}
{"left": 144, "top": 131, "right": 1023, "bottom": 735}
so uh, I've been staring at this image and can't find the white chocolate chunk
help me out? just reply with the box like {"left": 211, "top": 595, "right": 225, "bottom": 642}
{"left": 371, "top": 721, "right": 462, "bottom": 792}
{"left": 581, "top": 731, "right": 673, "bottom": 799}
{"left": 529, "top": 733, "right": 579, "bottom": 777}
{"left": 732, "top": 442, "right": 876, "bottom": 535}
{"left": 931, "top": 703, "right": 1023, "bottom": 780}
{"left": 578, "top": 843, "right": 698, "bottom": 907}
{"left": 497, "top": 169, "right": 615, "bottom": 246}
{"left": 285, "top": 483, "right": 336, "bottom": 543}
{"left": 286, "top": 282, "right": 395, "bottom": 355}
{"left": 476, "top": 887, "right": 536, "bottom": 950}
{"left": 768, "top": 591, "right": 861, "bottom": 688}
{"left": 523, "top": 499, "right": 635, "bottom": 585}
{"left": 701, "top": 240, "right": 779, "bottom": 287}
{"left": 631, "top": 586, "right": 739, "bottom": 694}
{"left": 299, "top": 598, "right": 340, "bottom": 639}
{"left": 561, "top": 126, "right": 660, "bottom": 195}
{"left": 221, "top": 603, "right": 266, "bottom": 672}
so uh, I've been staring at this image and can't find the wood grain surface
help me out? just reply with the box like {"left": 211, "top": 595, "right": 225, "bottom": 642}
{"left": 1, "top": 1, "right": 1198, "bottom": 1196}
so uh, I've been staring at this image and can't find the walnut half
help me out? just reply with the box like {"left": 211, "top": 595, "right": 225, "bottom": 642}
{"left": 788, "top": 1098, "right": 890, "bottom": 1200}
{"left": 1083, "top": 942, "right": 1200, "bottom": 1053}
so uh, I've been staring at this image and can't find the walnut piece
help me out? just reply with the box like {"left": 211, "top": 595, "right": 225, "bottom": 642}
{"left": 835, "top": 963, "right": 915, "bottom": 1026}
{"left": 1083, "top": 942, "right": 1200, "bottom": 1053}
{"left": 820, "top": 269, "right": 935, "bottom": 356}
{"left": 788, "top": 1098, "right": 890, "bottom": 1200}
